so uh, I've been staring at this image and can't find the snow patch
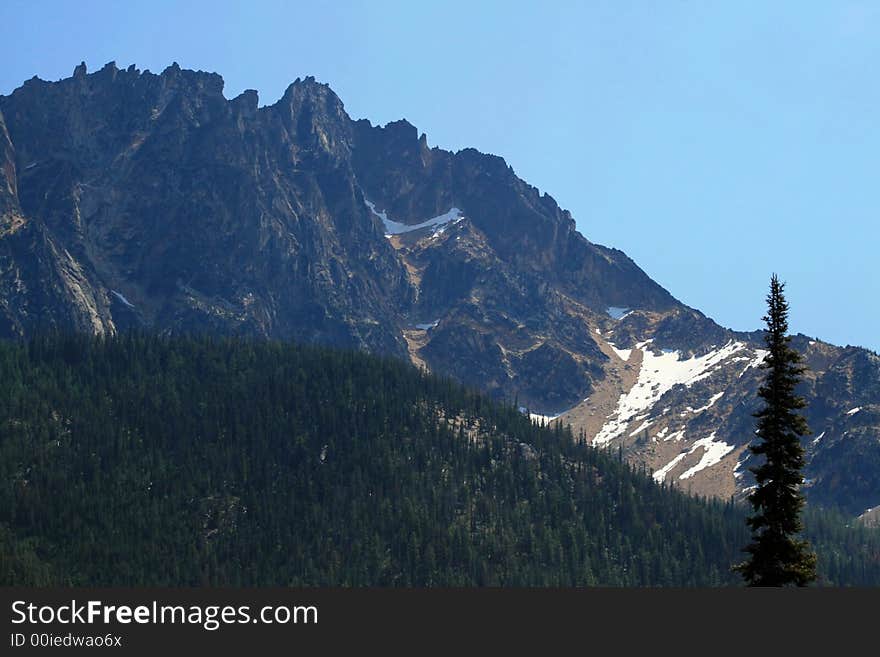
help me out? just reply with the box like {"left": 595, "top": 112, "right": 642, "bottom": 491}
{"left": 696, "top": 391, "right": 724, "bottom": 412}
{"left": 653, "top": 431, "right": 737, "bottom": 484}
{"left": 111, "top": 290, "right": 135, "bottom": 308}
{"left": 846, "top": 407, "right": 861, "bottom": 416}
{"left": 592, "top": 340, "right": 746, "bottom": 446}
{"left": 429, "top": 215, "right": 465, "bottom": 237}
{"left": 734, "top": 453, "right": 750, "bottom": 480}
{"left": 679, "top": 432, "right": 736, "bottom": 480}
{"left": 364, "top": 199, "right": 389, "bottom": 223}
{"left": 530, "top": 413, "right": 560, "bottom": 424}
{"left": 606, "top": 306, "right": 632, "bottom": 320}
{"left": 519, "top": 406, "right": 566, "bottom": 425}
{"left": 653, "top": 452, "right": 689, "bottom": 484}
{"left": 664, "top": 429, "right": 686, "bottom": 442}
{"left": 812, "top": 430, "right": 826, "bottom": 446}
{"left": 739, "top": 349, "right": 769, "bottom": 377}
{"left": 608, "top": 343, "right": 632, "bottom": 361}
{"left": 629, "top": 419, "right": 653, "bottom": 437}
{"left": 415, "top": 320, "right": 440, "bottom": 330}
{"left": 365, "top": 199, "right": 463, "bottom": 237}
{"left": 682, "top": 391, "right": 725, "bottom": 416}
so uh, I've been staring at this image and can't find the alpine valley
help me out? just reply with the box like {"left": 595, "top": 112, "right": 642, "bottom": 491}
{"left": 1, "top": 62, "right": 878, "bottom": 519}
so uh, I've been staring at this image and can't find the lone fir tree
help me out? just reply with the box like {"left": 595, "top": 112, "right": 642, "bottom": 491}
{"left": 736, "top": 274, "right": 817, "bottom": 586}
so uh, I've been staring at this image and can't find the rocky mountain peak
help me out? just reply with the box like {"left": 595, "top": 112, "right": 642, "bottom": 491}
{"left": 231, "top": 89, "right": 259, "bottom": 115}
{"left": 269, "top": 76, "right": 353, "bottom": 163}
{"left": 0, "top": 63, "right": 877, "bottom": 515}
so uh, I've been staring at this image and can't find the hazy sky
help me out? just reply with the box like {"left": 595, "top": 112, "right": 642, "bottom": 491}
{"left": 1, "top": 1, "right": 877, "bottom": 350}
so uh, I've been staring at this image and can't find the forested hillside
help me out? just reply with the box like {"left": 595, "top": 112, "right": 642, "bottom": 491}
{"left": 0, "top": 334, "right": 877, "bottom": 586}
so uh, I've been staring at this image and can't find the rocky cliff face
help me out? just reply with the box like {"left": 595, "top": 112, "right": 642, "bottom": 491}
{"left": 1, "top": 62, "right": 877, "bottom": 515}
{"left": 0, "top": 62, "right": 411, "bottom": 354}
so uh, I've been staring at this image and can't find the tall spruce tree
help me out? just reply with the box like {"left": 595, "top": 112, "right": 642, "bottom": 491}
{"left": 736, "top": 274, "right": 817, "bottom": 586}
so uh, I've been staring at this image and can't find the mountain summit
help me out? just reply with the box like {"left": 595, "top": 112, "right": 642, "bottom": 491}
{"left": 1, "top": 62, "right": 877, "bottom": 514}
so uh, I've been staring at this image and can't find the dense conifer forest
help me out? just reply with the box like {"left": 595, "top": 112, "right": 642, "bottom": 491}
{"left": 0, "top": 334, "right": 878, "bottom": 586}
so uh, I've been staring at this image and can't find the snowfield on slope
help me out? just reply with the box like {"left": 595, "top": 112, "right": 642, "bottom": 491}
{"left": 739, "top": 349, "right": 769, "bottom": 376}
{"left": 365, "top": 199, "right": 464, "bottom": 236}
{"left": 593, "top": 340, "right": 748, "bottom": 446}
{"left": 653, "top": 431, "right": 735, "bottom": 483}
{"left": 606, "top": 306, "right": 632, "bottom": 320}
{"left": 608, "top": 342, "right": 633, "bottom": 361}
{"left": 679, "top": 432, "right": 736, "bottom": 479}
{"left": 519, "top": 405, "right": 572, "bottom": 425}
{"left": 681, "top": 391, "right": 724, "bottom": 416}
{"left": 653, "top": 451, "right": 690, "bottom": 484}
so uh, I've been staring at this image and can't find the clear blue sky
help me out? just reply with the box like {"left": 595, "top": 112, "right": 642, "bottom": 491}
{"left": 1, "top": 1, "right": 877, "bottom": 351}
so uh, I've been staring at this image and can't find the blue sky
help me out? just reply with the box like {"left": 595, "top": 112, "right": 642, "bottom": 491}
{"left": 1, "top": 1, "right": 877, "bottom": 350}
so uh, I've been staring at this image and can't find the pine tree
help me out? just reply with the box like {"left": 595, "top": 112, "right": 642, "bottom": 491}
{"left": 736, "top": 274, "right": 817, "bottom": 586}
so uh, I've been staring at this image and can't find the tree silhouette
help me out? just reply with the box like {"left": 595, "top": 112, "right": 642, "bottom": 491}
{"left": 736, "top": 274, "right": 817, "bottom": 586}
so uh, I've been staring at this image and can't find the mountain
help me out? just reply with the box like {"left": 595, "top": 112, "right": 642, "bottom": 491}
{"left": 2, "top": 333, "right": 878, "bottom": 586}
{"left": 0, "top": 62, "right": 877, "bottom": 515}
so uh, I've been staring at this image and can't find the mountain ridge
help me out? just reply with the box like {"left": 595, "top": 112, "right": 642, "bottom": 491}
{"left": 1, "top": 61, "right": 877, "bottom": 516}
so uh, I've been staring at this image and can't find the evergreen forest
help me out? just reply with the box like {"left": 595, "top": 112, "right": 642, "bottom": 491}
{"left": 1, "top": 334, "right": 877, "bottom": 586}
